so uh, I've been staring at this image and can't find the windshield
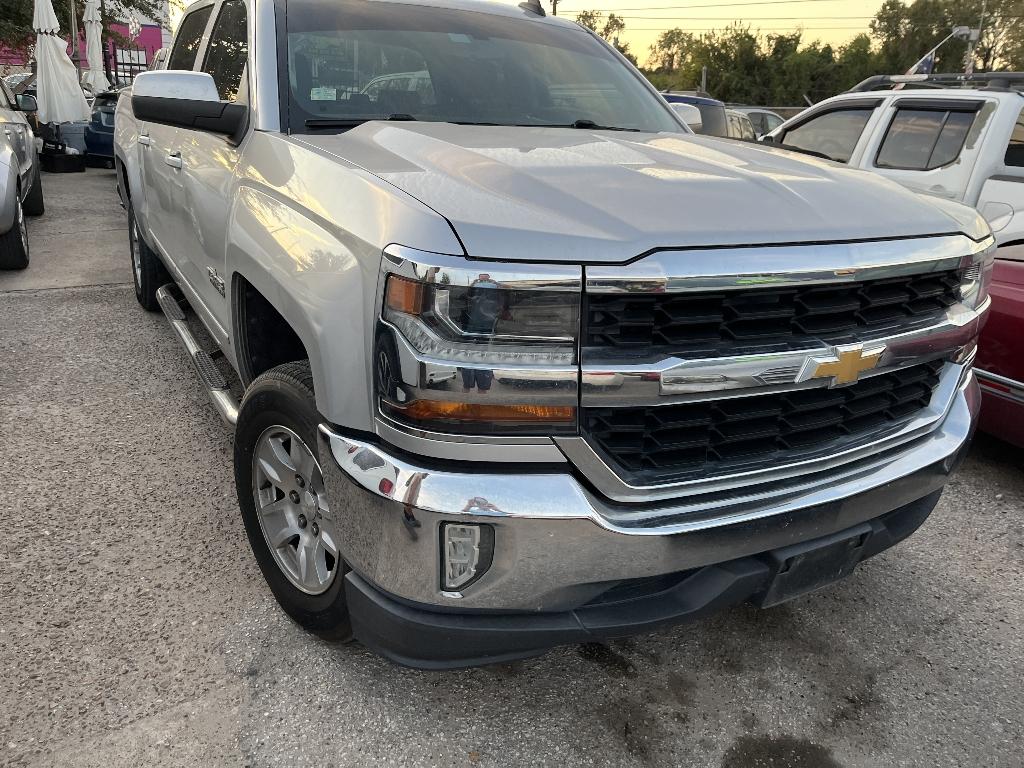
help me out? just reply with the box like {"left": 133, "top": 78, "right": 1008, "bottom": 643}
{"left": 284, "top": 0, "right": 681, "bottom": 134}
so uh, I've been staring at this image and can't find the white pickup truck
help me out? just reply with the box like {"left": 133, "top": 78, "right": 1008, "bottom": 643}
{"left": 766, "top": 73, "right": 1024, "bottom": 446}
{"left": 115, "top": 0, "right": 994, "bottom": 668}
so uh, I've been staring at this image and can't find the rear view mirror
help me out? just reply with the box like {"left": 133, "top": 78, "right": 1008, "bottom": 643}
{"left": 16, "top": 93, "right": 37, "bottom": 112}
{"left": 131, "top": 70, "right": 246, "bottom": 137}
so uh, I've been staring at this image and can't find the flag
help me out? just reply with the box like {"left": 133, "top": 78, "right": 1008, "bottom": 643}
{"left": 905, "top": 50, "right": 936, "bottom": 75}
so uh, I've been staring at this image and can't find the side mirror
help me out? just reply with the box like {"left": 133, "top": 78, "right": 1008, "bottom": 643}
{"left": 670, "top": 103, "right": 703, "bottom": 133}
{"left": 16, "top": 93, "right": 37, "bottom": 112}
{"left": 759, "top": 134, "right": 776, "bottom": 144}
{"left": 131, "top": 70, "right": 245, "bottom": 136}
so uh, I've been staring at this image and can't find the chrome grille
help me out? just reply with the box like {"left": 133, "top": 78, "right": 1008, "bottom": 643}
{"left": 584, "top": 269, "right": 963, "bottom": 350}
{"left": 582, "top": 360, "right": 944, "bottom": 483}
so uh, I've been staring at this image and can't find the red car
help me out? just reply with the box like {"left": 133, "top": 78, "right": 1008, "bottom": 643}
{"left": 976, "top": 258, "right": 1024, "bottom": 447}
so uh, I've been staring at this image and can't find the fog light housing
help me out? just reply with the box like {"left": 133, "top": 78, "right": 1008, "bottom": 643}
{"left": 441, "top": 522, "right": 494, "bottom": 592}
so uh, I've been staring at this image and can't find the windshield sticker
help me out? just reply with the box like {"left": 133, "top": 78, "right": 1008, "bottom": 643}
{"left": 310, "top": 86, "right": 337, "bottom": 101}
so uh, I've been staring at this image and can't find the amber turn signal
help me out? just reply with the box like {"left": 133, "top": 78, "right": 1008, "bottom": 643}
{"left": 387, "top": 400, "right": 575, "bottom": 423}
{"left": 385, "top": 275, "right": 426, "bottom": 315}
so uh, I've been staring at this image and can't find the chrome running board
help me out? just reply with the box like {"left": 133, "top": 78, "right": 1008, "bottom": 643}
{"left": 156, "top": 284, "right": 239, "bottom": 426}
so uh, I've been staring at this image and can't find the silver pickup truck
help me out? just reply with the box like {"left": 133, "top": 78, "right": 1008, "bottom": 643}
{"left": 115, "top": 0, "right": 994, "bottom": 668}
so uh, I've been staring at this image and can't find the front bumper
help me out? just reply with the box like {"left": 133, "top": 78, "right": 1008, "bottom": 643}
{"left": 318, "top": 371, "right": 979, "bottom": 665}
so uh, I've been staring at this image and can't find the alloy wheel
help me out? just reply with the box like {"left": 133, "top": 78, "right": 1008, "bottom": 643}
{"left": 252, "top": 426, "right": 340, "bottom": 595}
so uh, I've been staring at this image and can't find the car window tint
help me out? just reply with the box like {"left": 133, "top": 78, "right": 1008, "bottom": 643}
{"left": 876, "top": 108, "right": 976, "bottom": 171}
{"left": 765, "top": 113, "right": 783, "bottom": 131}
{"left": 781, "top": 108, "right": 873, "bottom": 163}
{"left": 1006, "top": 106, "right": 1024, "bottom": 167}
{"left": 203, "top": 0, "right": 248, "bottom": 101}
{"left": 167, "top": 6, "right": 213, "bottom": 71}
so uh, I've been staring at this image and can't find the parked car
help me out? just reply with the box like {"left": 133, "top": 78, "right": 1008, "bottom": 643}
{"left": 733, "top": 106, "right": 784, "bottom": 137}
{"left": 116, "top": 0, "right": 992, "bottom": 668}
{"left": 766, "top": 72, "right": 1024, "bottom": 446}
{"left": 662, "top": 91, "right": 729, "bottom": 136}
{"left": 85, "top": 90, "right": 119, "bottom": 167}
{"left": 725, "top": 108, "right": 756, "bottom": 140}
{"left": 0, "top": 80, "right": 44, "bottom": 269}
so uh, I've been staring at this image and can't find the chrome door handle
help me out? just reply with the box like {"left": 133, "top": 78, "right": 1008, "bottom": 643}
{"left": 138, "top": 135, "right": 151, "bottom": 146}
{"left": 164, "top": 152, "right": 182, "bottom": 169}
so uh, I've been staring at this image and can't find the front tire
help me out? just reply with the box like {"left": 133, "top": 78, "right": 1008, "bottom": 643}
{"left": 0, "top": 195, "right": 29, "bottom": 270}
{"left": 234, "top": 361, "right": 353, "bottom": 641}
{"left": 127, "top": 200, "right": 169, "bottom": 311}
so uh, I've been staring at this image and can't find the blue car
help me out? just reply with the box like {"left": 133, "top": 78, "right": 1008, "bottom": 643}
{"left": 84, "top": 91, "right": 118, "bottom": 167}
{"left": 661, "top": 92, "right": 728, "bottom": 137}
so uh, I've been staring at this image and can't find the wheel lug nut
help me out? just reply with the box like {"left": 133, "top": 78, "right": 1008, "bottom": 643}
{"left": 295, "top": 475, "right": 305, "bottom": 488}
{"left": 289, "top": 490, "right": 300, "bottom": 503}
{"left": 297, "top": 514, "right": 307, "bottom": 529}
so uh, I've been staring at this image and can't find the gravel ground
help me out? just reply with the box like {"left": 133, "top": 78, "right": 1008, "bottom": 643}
{"left": 0, "top": 170, "right": 1021, "bottom": 768}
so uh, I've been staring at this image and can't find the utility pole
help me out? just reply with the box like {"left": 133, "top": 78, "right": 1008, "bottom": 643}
{"left": 964, "top": 0, "right": 987, "bottom": 75}
{"left": 551, "top": 0, "right": 558, "bottom": 15}
{"left": 69, "top": 0, "right": 81, "bottom": 76}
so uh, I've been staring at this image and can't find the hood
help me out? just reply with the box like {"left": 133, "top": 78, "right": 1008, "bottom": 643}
{"left": 297, "top": 123, "right": 981, "bottom": 263}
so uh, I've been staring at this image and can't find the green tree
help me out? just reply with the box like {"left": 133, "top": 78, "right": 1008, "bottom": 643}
{"left": 573, "top": 9, "right": 636, "bottom": 65}
{"left": 0, "top": 0, "right": 165, "bottom": 57}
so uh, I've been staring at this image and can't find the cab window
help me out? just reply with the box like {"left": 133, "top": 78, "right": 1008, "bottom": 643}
{"left": 202, "top": 0, "right": 249, "bottom": 101}
{"left": 876, "top": 107, "right": 977, "bottom": 171}
{"left": 780, "top": 107, "right": 875, "bottom": 163}
{"left": 167, "top": 5, "right": 213, "bottom": 71}
{"left": 1006, "top": 106, "right": 1024, "bottom": 167}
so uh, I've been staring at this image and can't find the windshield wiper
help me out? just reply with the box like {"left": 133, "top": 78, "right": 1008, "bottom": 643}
{"left": 304, "top": 113, "right": 417, "bottom": 129}
{"left": 513, "top": 119, "right": 644, "bottom": 132}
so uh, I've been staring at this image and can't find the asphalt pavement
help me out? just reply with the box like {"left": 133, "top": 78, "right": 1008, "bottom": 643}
{"left": 0, "top": 169, "right": 1021, "bottom": 768}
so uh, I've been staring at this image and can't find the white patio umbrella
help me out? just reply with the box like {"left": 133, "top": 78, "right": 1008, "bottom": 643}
{"left": 33, "top": 0, "right": 91, "bottom": 124}
{"left": 81, "top": 0, "right": 109, "bottom": 93}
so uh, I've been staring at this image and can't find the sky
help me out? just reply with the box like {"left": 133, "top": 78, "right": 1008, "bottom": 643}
{"left": 499, "top": 0, "right": 890, "bottom": 66}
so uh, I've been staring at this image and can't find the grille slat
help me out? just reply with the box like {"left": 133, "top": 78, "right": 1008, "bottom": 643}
{"left": 582, "top": 361, "right": 944, "bottom": 482}
{"left": 585, "top": 269, "right": 963, "bottom": 350}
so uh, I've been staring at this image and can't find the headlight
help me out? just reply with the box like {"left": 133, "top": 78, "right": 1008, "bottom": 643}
{"left": 959, "top": 243, "right": 995, "bottom": 310}
{"left": 376, "top": 255, "right": 581, "bottom": 435}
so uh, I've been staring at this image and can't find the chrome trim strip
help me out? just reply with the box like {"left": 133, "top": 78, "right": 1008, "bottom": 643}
{"left": 559, "top": 362, "right": 971, "bottom": 503}
{"left": 383, "top": 244, "right": 582, "bottom": 291}
{"left": 585, "top": 234, "right": 994, "bottom": 293}
{"left": 374, "top": 415, "right": 567, "bottom": 463}
{"left": 581, "top": 296, "right": 990, "bottom": 405}
{"left": 976, "top": 368, "right": 1024, "bottom": 405}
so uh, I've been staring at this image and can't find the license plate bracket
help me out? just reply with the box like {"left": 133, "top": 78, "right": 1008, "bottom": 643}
{"left": 754, "top": 522, "right": 873, "bottom": 608}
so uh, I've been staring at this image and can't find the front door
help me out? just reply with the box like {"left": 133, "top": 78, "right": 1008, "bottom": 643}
{"left": 0, "top": 81, "right": 33, "bottom": 188}
{"left": 140, "top": 3, "right": 214, "bottom": 262}
{"left": 172, "top": 0, "right": 249, "bottom": 339}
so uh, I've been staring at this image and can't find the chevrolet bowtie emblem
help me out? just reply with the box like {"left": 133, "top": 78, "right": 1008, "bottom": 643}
{"left": 800, "top": 343, "right": 885, "bottom": 387}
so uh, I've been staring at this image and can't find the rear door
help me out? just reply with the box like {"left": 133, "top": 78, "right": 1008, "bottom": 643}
{"left": 140, "top": 3, "right": 214, "bottom": 258}
{"left": 976, "top": 103, "right": 1024, "bottom": 251}
{"left": 863, "top": 97, "right": 993, "bottom": 201}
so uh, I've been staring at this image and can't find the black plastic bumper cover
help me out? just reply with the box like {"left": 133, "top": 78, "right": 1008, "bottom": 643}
{"left": 345, "top": 489, "right": 943, "bottom": 669}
